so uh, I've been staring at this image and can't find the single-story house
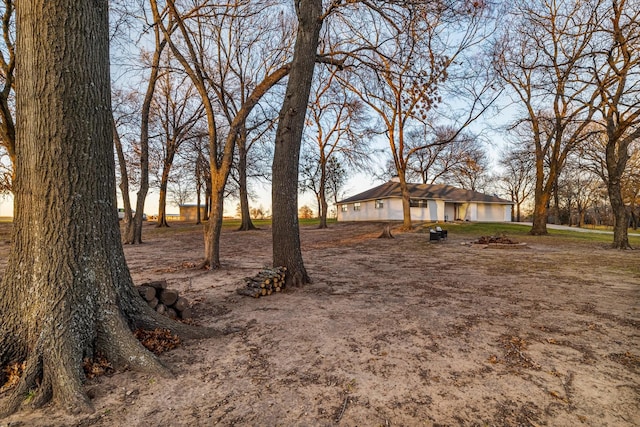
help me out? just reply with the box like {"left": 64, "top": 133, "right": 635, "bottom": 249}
{"left": 336, "top": 179, "right": 513, "bottom": 222}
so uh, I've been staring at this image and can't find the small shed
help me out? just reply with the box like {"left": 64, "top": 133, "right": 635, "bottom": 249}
{"left": 179, "top": 204, "right": 207, "bottom": 222}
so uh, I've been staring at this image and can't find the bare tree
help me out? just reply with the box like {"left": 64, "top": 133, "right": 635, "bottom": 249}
{"left": 122, "top": 4, "right": 168, "bottom": 243}
{"left": 407, "top": 125, "right": 487, "bottom": 188}
{"left": 272, "top": 0, "right": 324, "bottom": 286}
{"left": 231, "top": 112, "right": 277, "bottom": 231}
{"left": 556, "top": 155, "right": 602, "bottom": 227}
{"left": 149, "top": 62, "right": 204, "bottom": 227}
{"left": 335, "top": 2, "right": 497, "bottom": 229}
{"left": 112, "top": 89, "right": 138, "bottom": 229}
{"left": 587, "top": 0, "right": 640, "bottom": 248}
{"left": 497, "top": 143, "right": 535, "bottom": 222}
{"left": 302, "top": 65, "right": 371, "bottom": 228}
{"left": 494, "top": 0, "right": 600, "bottom": 235}
{"left": 152, "top": 0, "right": 294, "bottom": 268}
{"left": 0, "top": 0, "right": 215, "bottom": 416}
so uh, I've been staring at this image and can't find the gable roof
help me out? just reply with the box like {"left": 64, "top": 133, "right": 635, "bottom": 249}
{"left": 337, "top": 181, "right": 513, "bottom": 204}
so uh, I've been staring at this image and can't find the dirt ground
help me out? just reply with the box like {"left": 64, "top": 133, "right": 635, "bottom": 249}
{"left": 0, "top": 221, "right": 638, "bottom": 426}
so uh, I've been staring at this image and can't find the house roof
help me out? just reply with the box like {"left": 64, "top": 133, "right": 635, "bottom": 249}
{"left": 337, "top": 181, "right": 513, "bottom": 204}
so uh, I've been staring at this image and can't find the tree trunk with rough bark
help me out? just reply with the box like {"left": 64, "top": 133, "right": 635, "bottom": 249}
{"left": 398, "top": 173, "right": 413, "bottom": 230}
{"left": 0, "top": 2, "right": 217, "bottom": 416}
{"left": 607, "top": 143, "right": 631, "bottom": 248}
{"left": 530, "top": 156, "right": 550, "bottom": 235}
{"left": 202, "top": 176, "right": 225, "bottom": 269}
{"left": 272, "top": 0, "right": 322, "bottom": 287}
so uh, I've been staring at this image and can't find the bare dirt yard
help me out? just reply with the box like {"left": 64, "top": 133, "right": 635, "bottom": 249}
{"left": 0, "top": 221, "right": 639, "bottom": 426}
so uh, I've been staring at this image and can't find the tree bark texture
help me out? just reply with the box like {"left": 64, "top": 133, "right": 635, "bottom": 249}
{"left": 0, "top": 1, "right": 214, "bottom": 416}
{"left": 530, "top": 152, "right": 550, "bottom": 235}
{"left": 272, "top": 0, "right": 322, "bottom": 287}
{"left": 398, "top": 172, "right": 413, "bottom": 230}
{"left": 202, "top": 177, "right": 225, "bottom": 269}
{"left": 606, "top": 139, "right": 631, "bottom": 249}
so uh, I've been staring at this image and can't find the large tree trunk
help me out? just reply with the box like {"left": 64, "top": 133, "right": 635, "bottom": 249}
{"left": 272, "top": 0, "right": 322, "bottom": 287}
{"left": 530, "top": 191, "right": 550, "bottom": 235}
{"left": 530, "top": 156, "right": 549, "bottom": 235}
{"left": 606, "top": 139, "right": 631, "bottom": 249}
{"left": 202, "top": 175, "right": 226, "bottom": 269}
{"left": 398, "top": 173, "right": 413, "bottom": 230}
{"left": 0, "top": 2, "right": 217, "bottom": 416}
{"left": 609, "top": 181, "right": 629, "bottom": 249}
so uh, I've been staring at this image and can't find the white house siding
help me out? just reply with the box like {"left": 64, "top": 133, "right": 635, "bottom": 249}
{"left": 337, "top": 199, "right": 512, "bottom": 223}
{"left": 337, "top": 198, "right": 403, "bottom": 221}
{"left": 456, "top": 203, "right": 477, "bottom": 221}
{"left": 476, "top": 203, "right": 508, "bottom": 222}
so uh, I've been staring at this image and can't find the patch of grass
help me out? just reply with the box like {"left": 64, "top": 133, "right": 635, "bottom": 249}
{"left": 437, "top": 222, "right": 640, "bottom": 246}
{"left": 546, "top": 228, "right": 640, "bottom": 246}
{"left": 438, "top": 222, "right": 533, "bottom": 237}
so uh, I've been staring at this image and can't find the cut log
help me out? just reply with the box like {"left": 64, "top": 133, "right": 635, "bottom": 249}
{"left": 156, "top": 303, "right": 166, "bottom": 315}
{"left": 180, "top": 307, "right": 193, "bottom": 319}
{"left": 148, "top": 297, "right": 159, "bottom": 309}
{"left": 236, "top": 266, "right": 288, "bottom": 298}
{"left": 159, "top": 289, "right": 179, "bottom": 306}
{"left": 147, "top": 280, "right": 168, "bottom": 290}
{"left": 165, "top": 308, "right": 178, "bottom": 319}
{"left": 173, "top": 297, "right": 189, "bottom": 312}
{"left": 236, "top": 287, "right": 261, "bottom": 298}
{"left": 138, "top": 285, "right": 156, "bottom": 302}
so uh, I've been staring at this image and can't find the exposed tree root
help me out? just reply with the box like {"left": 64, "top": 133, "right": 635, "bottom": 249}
{"left": 0, "top": 294, "right": 241, "bottom": 417}
{"left": 237, "top": 223, "right": 258, "bottom": 231}
{"left": 285, "top": 270, "right": 312, "bottom": 288}
{"left": 196, "top": 259, "right": 221, "bottom": 271}
{"left": 378, "top": 224, "right": 394, "bottom": 238}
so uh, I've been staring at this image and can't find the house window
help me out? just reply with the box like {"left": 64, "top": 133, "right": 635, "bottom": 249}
{"left": 353, "top": 202, "right": 361, "bottom": 211}
{"left": 410, "top": 199, "right": 427, "bottom": 208}
{"left": 375, "top": 199, "right": 384, "bottom": 209}
{"left": 341, "top": 204, "right": 348, "bottom": 212}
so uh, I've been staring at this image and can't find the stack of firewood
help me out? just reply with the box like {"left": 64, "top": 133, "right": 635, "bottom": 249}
{"left": 137, "top": 280, "right": 192, "bottom": 320}
{"left": 236, "top": 267, "right": 287, "bottom": 298}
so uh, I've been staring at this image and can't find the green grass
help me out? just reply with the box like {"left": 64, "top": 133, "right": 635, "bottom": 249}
{"left": 438, "top": 221, "right": 640, "bottom": 246}
{"left": 442, "top": 222, "right": 533, "bottom": 237}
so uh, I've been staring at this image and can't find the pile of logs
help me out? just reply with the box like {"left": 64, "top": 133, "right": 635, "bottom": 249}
{"left": 476, "top": 235, "right": 519, "bottom": 245}
{"left": 236, "top": 267, "right": 287, "bottom": 298}
{"left": 137, "top": 280, "right": 192, "bottom": 320}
